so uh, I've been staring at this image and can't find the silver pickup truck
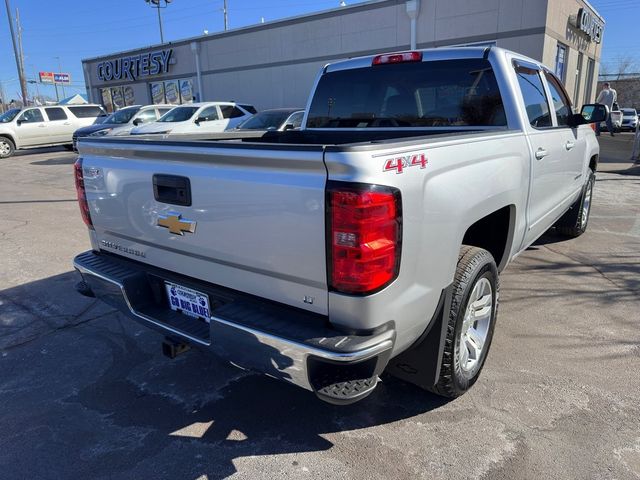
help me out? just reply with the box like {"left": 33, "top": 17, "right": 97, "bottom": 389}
{"left": 73, "top": 47, "right": 606, "bottom": 404}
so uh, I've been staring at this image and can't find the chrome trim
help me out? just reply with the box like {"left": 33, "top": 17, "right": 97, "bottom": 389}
{"left": 74, "top": 260, "right": 210, "bottom": 347}
{"left": 74, "top": 254, "right": 394, "bottom": 391}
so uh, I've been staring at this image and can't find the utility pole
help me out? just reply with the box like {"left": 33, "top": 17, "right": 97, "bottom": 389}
{"left": 16, "top": 7, "right": 28, "bottom": 104}
{"left": 223, "top": 0, "right": 228, "bottom": 30}
{"left": 4, "top": 0, "right": 27, "bottom": 106}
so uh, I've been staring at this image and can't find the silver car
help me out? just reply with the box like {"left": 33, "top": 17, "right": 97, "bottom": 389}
{"left": 621, "top": 108, "right": 638, "bottom": 131}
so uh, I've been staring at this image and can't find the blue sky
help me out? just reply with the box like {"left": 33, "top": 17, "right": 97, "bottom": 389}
{"left": 0, "top": 0, "right": 637, "bottom": 102}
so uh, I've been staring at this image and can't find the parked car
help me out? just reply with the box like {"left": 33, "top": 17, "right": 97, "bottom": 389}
{"left": 0, "top": 104, "right": 106, "bottom": 158}
{"left": 620, "top": 108, "right": 638, "bottom": 131}
{"left": 73, "top": 47, "right": 604, "bottom": 405}
{"left": 73, "top": 105, "right": 174, "bottom": 149}
{"left": 130, "top": 102, "right": 256, "bottom": 135}
{"left": 235, "top": 108, "right": 304, "bottom": 131}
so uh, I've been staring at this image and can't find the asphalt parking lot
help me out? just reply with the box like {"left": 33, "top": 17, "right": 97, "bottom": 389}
{"left": 1, "top": 136, "right": 639, "bottom": 480}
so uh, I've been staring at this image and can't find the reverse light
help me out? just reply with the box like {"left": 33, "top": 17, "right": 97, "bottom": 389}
{"left": 372, "top": 51, "right": 422, "bottom": 66}
{"left": 327, "top": 182, "right": 402, "bottom": 294}
{"left": 74, "top": 158, "right": 93, "bottom": 229}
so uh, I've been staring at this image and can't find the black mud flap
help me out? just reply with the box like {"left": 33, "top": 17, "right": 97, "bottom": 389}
{"left": 386, "top": 285, "right": 453, "bottom": 389}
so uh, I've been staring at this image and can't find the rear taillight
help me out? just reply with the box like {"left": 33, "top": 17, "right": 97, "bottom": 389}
{"left": 327, "top": 183, "right": 401, "bottom": 294}
{"left": 372, "top": 51, "right": 422, "bottom": 66}
{"left": 74, "top": 158, "right": 93, "bottom": 229}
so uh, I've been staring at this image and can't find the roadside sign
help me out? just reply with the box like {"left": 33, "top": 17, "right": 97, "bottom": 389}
{"left": 38, "top": 72, "right": 71, "bottom": 84}
{"left": 54, "top": 73, "right": 71, "bottom": 84}
{"left": 39, "top": 71, "right": 54, "bottom": 84}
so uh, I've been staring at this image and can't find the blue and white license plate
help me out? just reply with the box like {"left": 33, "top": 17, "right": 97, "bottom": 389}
{"left": 165, "top": 282, "right": 211, "bottom": 321}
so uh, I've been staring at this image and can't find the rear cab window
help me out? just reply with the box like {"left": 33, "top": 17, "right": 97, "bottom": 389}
{"left": 306, "top": 58, "right": 507, "bottom": 128}
{"left": 68, "top": 106, "right": 106, "bottom": 118}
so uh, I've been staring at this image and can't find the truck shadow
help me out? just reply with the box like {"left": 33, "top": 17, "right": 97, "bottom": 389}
{"left": 0, "top": 271, "right": 449, "bottom": 479}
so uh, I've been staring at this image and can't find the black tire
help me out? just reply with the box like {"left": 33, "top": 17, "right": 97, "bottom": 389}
{"left": 0, "top": 136, "right": 15, "bottom": 159}
{"left": 554, "top": 171, "right": 595, "bottom": 238}
{"left": 428, "top": 246, "right": 499, "bottom": 398}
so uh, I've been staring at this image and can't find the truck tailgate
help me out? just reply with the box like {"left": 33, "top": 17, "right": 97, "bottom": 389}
{"left": 79, "top": 139, "right": 328, "bottom": 314}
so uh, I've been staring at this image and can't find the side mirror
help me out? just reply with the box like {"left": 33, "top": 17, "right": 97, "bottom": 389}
{"left": 580, "top": 103, "right": 609, "bottom": 124}
{"left": 16, "top": 119, "right": 23, "bottom": 126}
{"left": 132, "top": 118, "right": 143, "bottom": 126}
{"left": 195, "top": 117, "right": 204, "bottom": 125}
{"left": 283, "top": 123, "right": 295, "bottom": 131}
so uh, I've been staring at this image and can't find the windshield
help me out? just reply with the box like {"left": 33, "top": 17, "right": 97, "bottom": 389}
{"left": 622, "top": 109, "right": 637, "bottom": 116}
{"left": 237, "top": 110, "right": 294, "bottom": 130}
{"left": 307, "top": 59, "right": 506, "bottom": 128}
{"left": 104, "top": 107, "right": 140, "bottom": 124}
{"left": 0, "top": 109, "right": 20, "bottom": 123}
{"left": 158, "top": 106, "right": 198, "bottom": 123}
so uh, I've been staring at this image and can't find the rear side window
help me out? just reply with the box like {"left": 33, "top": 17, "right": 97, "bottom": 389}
{"left": 515, "top": 66, "right": 551, "bottom": 128}
{"left": 240, "top": 104, "right": 257, "bottom": 114}
{"left": 220, "top": 105, "right": 246, "bottom": 118}
{"left": 68, "top": 106, "right": 105, "bottom": 118}
{"left": 45, "top": 107, "right": 67, "bottom": 121}
{"left": 307, "top": 59, "right": 506, "bottom": 128}
{"left": 544, "top": 72, "right": 572, "bottom": 127}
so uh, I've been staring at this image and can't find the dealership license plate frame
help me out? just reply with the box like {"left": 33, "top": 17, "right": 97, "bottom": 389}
{"left": 165, "top": 281, "right": 212, "bottom": 322}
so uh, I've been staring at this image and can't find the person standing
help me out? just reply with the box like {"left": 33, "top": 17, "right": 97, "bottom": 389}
{"left": 595, "top": 82, "right": 617, "bottom": 136}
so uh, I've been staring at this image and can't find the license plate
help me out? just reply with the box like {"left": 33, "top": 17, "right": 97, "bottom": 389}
{"left": 165, "top": 282, "right": 211, "bottom": 322}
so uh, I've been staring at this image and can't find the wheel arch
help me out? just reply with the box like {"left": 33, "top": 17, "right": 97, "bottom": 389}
{"left": 461, "top": 204, "right": 516, "bottom": 272}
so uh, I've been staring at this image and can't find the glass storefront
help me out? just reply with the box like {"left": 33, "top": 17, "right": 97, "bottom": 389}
{"left": 149, "top": 78, "right": 194, "bottom": 105}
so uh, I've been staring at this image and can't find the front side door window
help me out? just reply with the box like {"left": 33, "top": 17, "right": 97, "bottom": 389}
{"left": 544, "top": 72, "right": 572, "bottom": 127}
{"left": 18, "top": 109, "right": 45, "bottom": 124}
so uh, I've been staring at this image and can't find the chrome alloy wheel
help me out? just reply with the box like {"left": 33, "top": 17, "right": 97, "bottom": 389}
{"left": 581, "top": 180, "right": 593, "bottom": 230}
{"left": 0, "top": 140, "right": 10, "bottom": 157}
{"left": 458, "top": 277, "right": 493, "bottom": 373}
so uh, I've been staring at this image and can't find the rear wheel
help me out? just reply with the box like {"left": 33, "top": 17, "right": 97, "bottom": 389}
{"left": 555, "top": 171, "right": 595, "bottom": 238}
{"left": 428, "top": 246, "right": 499, "bottom": 398}
{"left": 0, "top": 136, "right": 15, "bottom": 159}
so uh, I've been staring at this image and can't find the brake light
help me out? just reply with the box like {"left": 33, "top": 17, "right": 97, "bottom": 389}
{"left": 372, "top": 51, "right": 422, "bottom": 66}
{"left": 328, "top": 183, "right": 401, "bottom": 294}
{"left": 74, "top": 158, "right": 93, "bottom": 229}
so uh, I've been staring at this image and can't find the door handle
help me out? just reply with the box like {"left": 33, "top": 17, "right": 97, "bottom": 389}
{"left": 535, "top": 148, "right": 548, "bottom": 160}
{"left": 565, "top": 141, "right": 575, "bottom": 150}
{"left": 63, "top": 122, "right": 71, "bottom": 125}
{"left": 38, "top": 124, "right": 46, "bottom": 128}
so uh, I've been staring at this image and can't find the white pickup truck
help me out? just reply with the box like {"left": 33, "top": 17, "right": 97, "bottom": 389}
{"left": 73, "top": 47, "right": 606, "bottom": 404}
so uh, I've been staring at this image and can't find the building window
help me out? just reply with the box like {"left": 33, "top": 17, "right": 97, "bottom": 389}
{"left": 554, "top": 43, "right": 568, "bottom": 83}
{"left": 583, "top": 58, "right": 595, "bottom": 104}
{"left": 99, "top": 86, "right": 135, "bottom": 113}
{"left": 149, "top": 78, "right": 194, "bottom": 105}
{"left": 573, "top": 53, "right": 583, "bottom": 107}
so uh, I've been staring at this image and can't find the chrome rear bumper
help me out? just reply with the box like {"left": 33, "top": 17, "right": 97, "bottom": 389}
{"left": 74, "top": 250, "right": 394, "bottom": 403}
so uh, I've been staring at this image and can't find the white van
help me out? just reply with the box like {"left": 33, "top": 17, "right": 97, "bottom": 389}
{"left": 0, "top": 104, "right": 106, "bottom": 158}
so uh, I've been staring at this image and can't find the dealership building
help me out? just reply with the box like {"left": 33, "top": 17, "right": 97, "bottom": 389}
{"left": 82, "top": 0, "right": 604, "bottom": 112}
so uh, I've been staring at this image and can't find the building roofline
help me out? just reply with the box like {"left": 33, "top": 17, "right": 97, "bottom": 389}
{"left": 580, "top": 0, "right": 605, "bottom": 22}
{"left": 82, "top": 0, "right": 400, "bottom": 63}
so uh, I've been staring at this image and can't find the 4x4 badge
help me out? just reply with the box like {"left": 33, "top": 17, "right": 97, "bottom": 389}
{"left": 157, "top": 213, "right": 197, "bottom": 235}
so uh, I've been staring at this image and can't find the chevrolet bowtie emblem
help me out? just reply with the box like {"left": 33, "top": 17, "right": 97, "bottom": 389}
{"left": 157, "top": 213, "right": 197, "bottom": 235}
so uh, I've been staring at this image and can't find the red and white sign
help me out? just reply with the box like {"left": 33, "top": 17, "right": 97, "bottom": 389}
{"left": 39, "top": 71, "right": 55, "bottom": 84}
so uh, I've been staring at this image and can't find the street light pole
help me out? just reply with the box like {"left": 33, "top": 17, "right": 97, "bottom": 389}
{"left": 55, "top": 56, "right": 66, "bottom": 99}
{"left": 223, "top": 0, "right": 228, "bottom": 31}
{"left": 145, "top": 0, "right": 172, "bottom": 44}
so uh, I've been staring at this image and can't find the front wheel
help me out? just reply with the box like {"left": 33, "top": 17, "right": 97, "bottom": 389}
{"left": 0, "top": 136, "right": 15, "bottom": 159}
{"left": 428, "top": 246, "right": 499, "bottom": 398}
